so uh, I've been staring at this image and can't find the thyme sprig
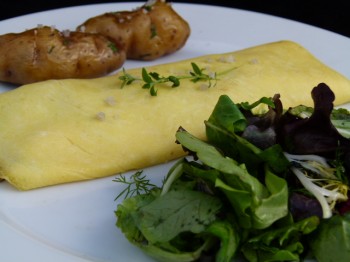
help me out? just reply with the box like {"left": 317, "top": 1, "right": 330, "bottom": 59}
{"left": 113, "top": 170, "right": 157, "bottom": 200}
{"left": 118, "top": 62, "right": 218, "bottom": 96}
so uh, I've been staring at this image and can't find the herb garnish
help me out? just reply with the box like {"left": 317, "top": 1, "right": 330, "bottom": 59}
{"left": 113, "top": 170, "right": 156, "bottom": 200}
{"left": 119, "top": 62, "right": 227, "bottom": 96}
{"left": 107, "top": 42, "right": 119, "bottom": 53}
{"left": 150, "top": 24, "right": 157, "bottom": 38}
{"left": 63, "top": 38, "right": 71, "bottom": 46}
{"left": 143, "top": 5, "right": 153, "bottom": 12}
{"left": 48, "top": 45, "right": 55, "bottom": 54}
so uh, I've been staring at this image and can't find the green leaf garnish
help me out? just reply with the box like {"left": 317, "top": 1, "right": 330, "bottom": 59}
{"left": 108, "top": 42, "right": 119, "bottom": 53}
{"left": 142, "top": 68, "right": 153, "bottom": 83}
{"left": 113, "top": 170, "right": 156, "bottom": 200}
{"left": 150, "top": 24, "right": 157, "bottom": 38}
{"left": 118, "top": 62, "right": 229, "bottom": 96}
{"left": 48, "top": 45, "right": 55, "bottom": 54}
{"left": 119, "top": 68, "right": 137, "bottom": 88}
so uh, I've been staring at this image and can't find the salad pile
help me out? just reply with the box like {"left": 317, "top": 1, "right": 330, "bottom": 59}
{"left": 115, "top": 83, "right": 350, "bottom": 262}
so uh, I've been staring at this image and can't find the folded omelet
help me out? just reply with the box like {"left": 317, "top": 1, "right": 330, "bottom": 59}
{"left": 1, "top": 40, "right": 350, "bottom": 190}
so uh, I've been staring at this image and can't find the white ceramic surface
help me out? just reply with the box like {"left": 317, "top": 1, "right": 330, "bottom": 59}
{"left": 1, "top": 2, "right": 350, "bottom": 261}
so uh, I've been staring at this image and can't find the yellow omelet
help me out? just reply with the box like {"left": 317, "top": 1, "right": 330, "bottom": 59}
{"left": 1, "top": 40, "right": 350, "bottom": 190}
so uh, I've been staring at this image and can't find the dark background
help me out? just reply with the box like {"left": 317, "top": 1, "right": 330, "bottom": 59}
{"left": 1, "top": 0, "right": 349, "bottom": 38}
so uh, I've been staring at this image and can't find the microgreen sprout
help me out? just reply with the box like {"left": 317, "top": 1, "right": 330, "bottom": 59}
{"left": 113, "top": 170, "right": 157, "bottom": 200}
{"left": 291, "top": 167, "right": 348, "bottom": 218}
{"left": 285, "top": 153, "right": 349, "bottom": 218}
{"left": 284, "top": 153, "right": 337, "bottom": 179}
{"left": 118, "top": 62, "right": 225, "bottom": 96}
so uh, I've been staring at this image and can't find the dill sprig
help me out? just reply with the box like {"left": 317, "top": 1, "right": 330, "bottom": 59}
{"left": 118, "top": 62, "right": 218, "bottom": 96}
{"left": 113, "top": 170, "right": 157, "bottom": 200}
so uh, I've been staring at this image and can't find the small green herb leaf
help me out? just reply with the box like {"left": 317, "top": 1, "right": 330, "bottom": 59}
{"left": 118, "top": 62, "right": 231, "bottom": 95}
{"left": 150, "top": 24, "right": 157, "bottom": 39}
{"left": 113, "top": 171, "right": 157, "bottom": 200}
{"left": 108, "top": 42, "right": 119, "bottom": 53}
{"left": 63, "top": 38, "right": 71, "bottom": 46}
{"left": 119, "top": 68, "right": 137, "bottom": 88}
{"left": 142, "top": 68, "right": 152, "bottom": 83}
{"left": 191, "top": 62, "right": 202, "bottom": 75}
{"left": 150, "top": 86, "right": 158, "bottom": 96}
{"left": 48, "top": 45, "right": 55, "bottom": 54}
{"left": 149, "top": 72, "right": 160, "bottom": 80}
{"left": 169, "top": 76, "right": 180, "bottom": 87}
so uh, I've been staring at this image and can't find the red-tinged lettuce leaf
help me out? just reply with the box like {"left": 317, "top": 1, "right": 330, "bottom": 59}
{"left": 289, "top": 105, "right": 350, "bottom": 139}
{"left": 240, "top": 94, "right": 284, "bottom": 150}
{"left": 276, "top": 83, "right": 350, "bottom": 183}
{"left": 204, "top": 95, "right": 290, "bottom": 177}
{"left": 277, "top": 83, "right": 350, "bottom": 158}
{"left": 338, "top": 197, "right": 350, "bottom": 215}
{"left": 289, "top": 192, "right": 323, "bottom": 221}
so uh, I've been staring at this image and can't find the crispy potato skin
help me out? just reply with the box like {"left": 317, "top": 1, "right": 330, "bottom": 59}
{"left": 0, "top": 1, "right": 190, "bottom": 84}
{"left": 77, "top": 0, "right": 190, "bottom": 60}
{"left": 0, "top": 26, "right": 126, "bottom": 84}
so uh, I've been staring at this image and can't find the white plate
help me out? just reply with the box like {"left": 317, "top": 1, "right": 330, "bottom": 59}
{"left": 0, "top": 2, "right": 350, "bottom": 262}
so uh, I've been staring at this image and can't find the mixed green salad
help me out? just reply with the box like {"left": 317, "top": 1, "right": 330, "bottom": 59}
{"left": 114, "top": 83, "right": 350, "bottom": 262}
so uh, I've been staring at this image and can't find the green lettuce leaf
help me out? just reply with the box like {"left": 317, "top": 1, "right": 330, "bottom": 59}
{"left": 176, "top": 129, "right": 289, "bottom": 230}
{"left": 206, "top": 94, "right": 248, "bottom": 133}
{"left": 241, "top": 216, "right": 319, "bottom": 262}
{"left": 115, "top": 181, "right": 225, "bottom": 262}
{"left": 116, "top": 89, "right": 350, "bottom": 261}
{"left": 309, "top": 213, "right": 350, "bottom": 262}
{"left": 205, "top": 95, "right": 290, "bottom": 176}
{"left": 134, "top": 189, "right": 222, "bottom": 243}
{"left": 205, "top": 220, "right": 240, "bottom": 262}
{"left": 115, "top": 192, "right": 158, "bottom": 244}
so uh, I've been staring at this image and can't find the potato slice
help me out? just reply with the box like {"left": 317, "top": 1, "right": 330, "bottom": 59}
{"left": 1, "top": 40, "right": 350, "bottom": 190}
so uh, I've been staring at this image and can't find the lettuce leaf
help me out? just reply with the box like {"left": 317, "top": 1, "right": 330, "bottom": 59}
{"left": 277, "top": 83, "right": 350, "bottom": 158}
{"left": 309, "top": 213, "right": 350, "bottom": 262}
{"left": 134, "top": 189, "right": 222, "bottom": 243}
{"left": 242, "top": 216, "right": 319, "bottom": 262}
{"left": 116, "top": 186, "right": 223, "bottom": 262}
{"left": 176, "top": 128, "right": 289, "bottom": 230}
{"left": 115, "top": 83, "right": 350, "bottom": 261}
{"left": 205, "top": 220, "right": 240, "bottom": 262}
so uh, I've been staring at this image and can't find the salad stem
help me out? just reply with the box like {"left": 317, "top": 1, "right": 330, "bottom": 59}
{"left": 291, "top": 167, "right": 332, "bottom": 218}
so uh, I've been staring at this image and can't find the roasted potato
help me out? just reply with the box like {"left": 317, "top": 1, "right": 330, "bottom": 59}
{"left": 77, "top": 0, "right": 190, "bottom": 60}
{"left": 0, "top": 26, "right": 126, "bottom": 84}
{"left": 0, "top": 0, "right": 190, "bottom": 85}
